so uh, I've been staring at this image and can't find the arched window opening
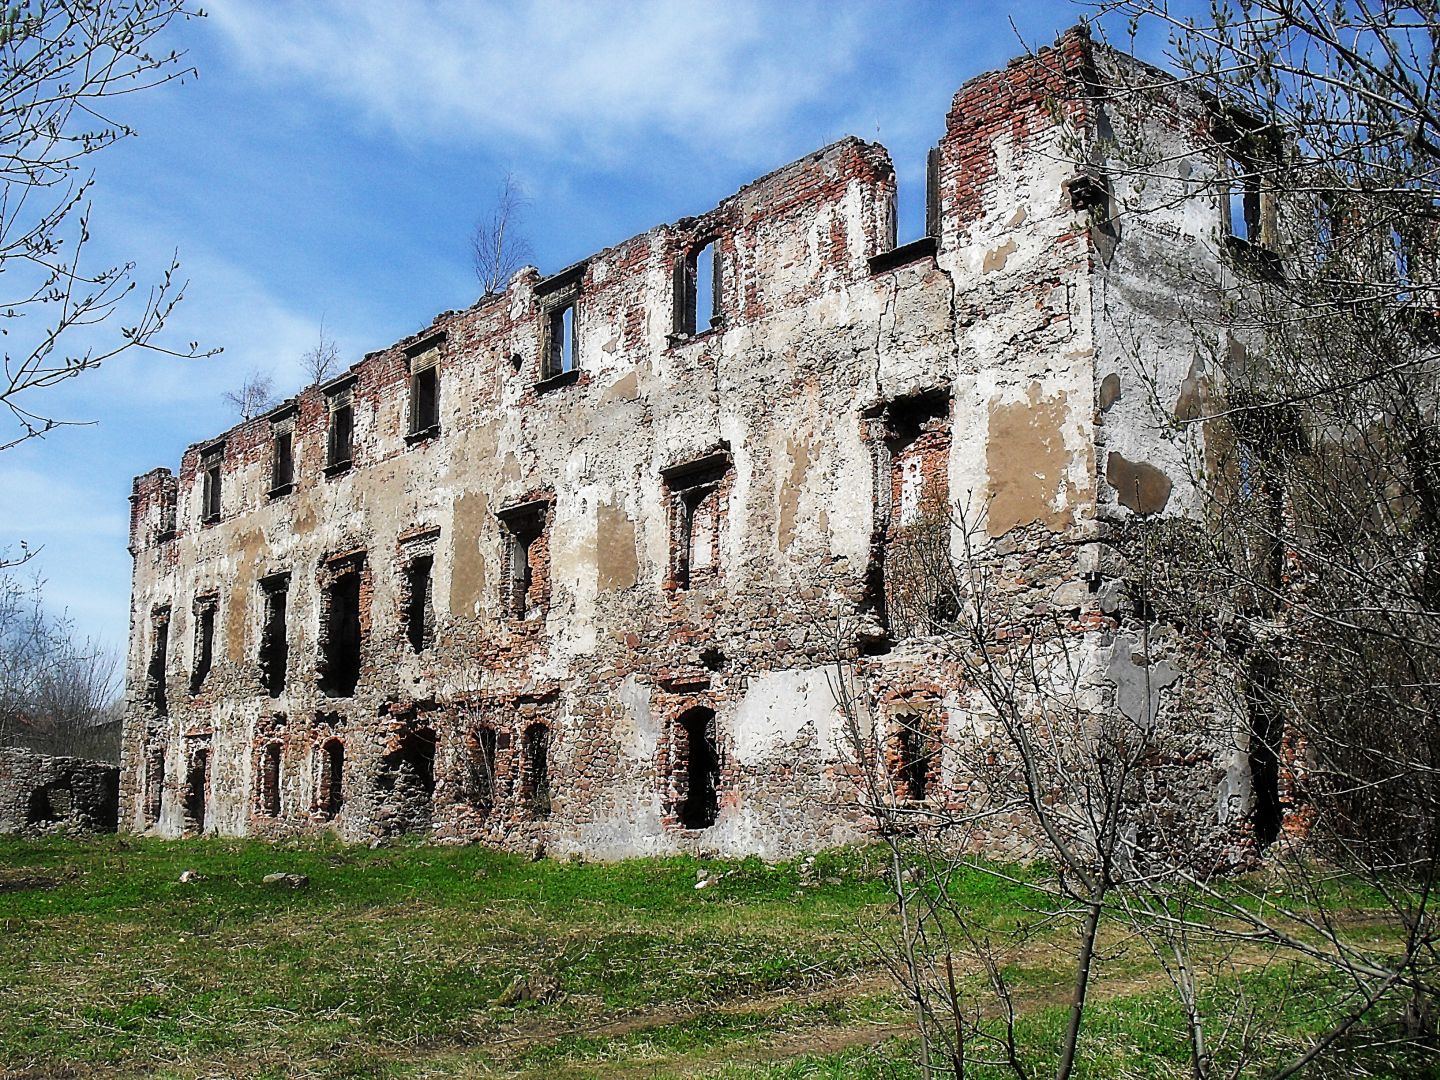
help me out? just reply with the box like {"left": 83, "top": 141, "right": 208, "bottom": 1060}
{"left": 675, "top": 707, "right": 719, "bottom": 830}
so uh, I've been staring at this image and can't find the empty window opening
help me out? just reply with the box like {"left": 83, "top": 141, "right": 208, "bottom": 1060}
{"left": 925, "top": 146, "right": 941, "bottom": 239}
{"left": 27, "top": 780, "right": 72, "bottom": 825}
{"left": 543, "top": 301, "right": 577, "bottom": 379}
{"left": 258, "top": 741, "right": 282, "bottom": 817}
{"left": 663, "top": 454, "right": 730, "bottom": 591}
{"left": 408, "top": 352, "right": 440, "bottom": 437}
{"left": 676, "top": 239, "right": 721, "bottom": 336}
{"left": 185, "top": 749, "right": 210, "bottom": 830}
{"left": 143, "top": 744, "right": 166, "bottom": 824}
{"left": 465, "top": 725, "right": 498, "bottom": 811}
{"left": 191, "top": 594, "right": 218, "bottom": 695}
{"left": 200, "top": 445, "right": 223, "bottom": 524}
{"left": 893, "top": 715, "right": 935, "bottom": 802}
{"left": 1247, "top": 657, "right": 1284, "bottom": 846}
{"left": 318, "top": 556, "right": 364, "bottom": 697}
{"left": 147, "top": 607, "right": 170, "bottom": 716}
{"left": 270, "top": 424, "right": 295, "bottom": 496}
{"left": 258, "top": 574, "right": 289, "bottom": 697}
{"left": 318, "top": 738, "right": 345, "bottom": 820}
{"left": 326, "top": 386, "right": 354, "bottom": 472}
{"left": 674, "top": 708, "right": 719, "bottom": 829}
{"left": 879, "top": 396, "right": 956, "bottom": 639}
{"left": 498, "top": 502, "right": 548, "bottom": 618}
{"left": 1227, "top": 168, "right": 1261, "bottom": 243}
{"left": 521, "top": 723, "right": 551, "bottom": 819}
{"left": 404, "top": 554, "right": 435, "bottom": 653}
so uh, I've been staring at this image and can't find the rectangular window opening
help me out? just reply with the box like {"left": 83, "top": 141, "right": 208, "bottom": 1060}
{"left": 200, "top": 446, "right": 223, "bottom": 524}
{"left": 269, "top": 428, "right": 295, "bottom": 496}
{"left": 544, "top": 301, "right": 577, "bottom": 379}
{"left": 319, "top": 557, "right": 364, "bottom": 698}
{"left": 190, "top": 594, "right": 218, "bottom": 695}
{"left": 143, "top": 742, "right": 165, "bottom": 824}
{"left": 674, "top": 239, "right": 721, "bottom": 336}
{"left": 1227, "top": 170, "right": 1262, "bottom": 244}
{"left": 404, "top": 553, "right": 435, "bottom": 653}
{"left": 498, "top": 503, "right": 547, "bottom": 618}
{"left": 325, "top": 383, "right": 354, "bottom": 473}
{"left": 408, "top": 353, "right": 440, "bottom": 438}
{"left": 522, "top": 723, "right": 551, "bottom": 819}
{"left": 467, "top": 725, "right": 498, "bottom": 811}
{"left": 147, "top": 607, "right": 170, "bottom": 716}
{"left": 663, "top": 454, "right": 730, "bottom": 591}
{"left": 258, "top": 741, "right": 282, "bottom": 817}
{"left": 259, "top": 573, "right": 290, "bottom": 697}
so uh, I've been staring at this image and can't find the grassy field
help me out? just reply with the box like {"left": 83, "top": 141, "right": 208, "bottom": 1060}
{"left": 0, "top": 835, "right": 1427, "bottom": 1078}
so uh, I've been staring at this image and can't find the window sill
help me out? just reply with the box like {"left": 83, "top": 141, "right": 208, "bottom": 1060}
{"left": 200, "top": 514, "right": 220, "bottom": 527}
{"left": 324, "top": 459, "right": 353, "bottom": 478}
{"left": 405, "top": 424, "right": 441, "bottom": 445}
{"left": 666, "top": 318, "right": 728, "bottom": 348}
{"left": 868, "top": 236, "right": 938, "bottom": 275}
{"left": 267, "top": 483, "right": 294, "bottom": 500}
{"left": 534, "top": 368, "right": 581, "bottom": 395}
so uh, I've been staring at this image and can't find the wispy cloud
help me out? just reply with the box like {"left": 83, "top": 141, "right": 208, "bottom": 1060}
{"left": 211, "top": 1, "right": 870, "bottom": 163}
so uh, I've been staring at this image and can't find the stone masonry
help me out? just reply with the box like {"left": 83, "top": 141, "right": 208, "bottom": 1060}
{"left": 0, "top": 747, "right": 120, "bottom": 834}
{"left": 120, "top": 30, "right": 1287, "bottom": 861}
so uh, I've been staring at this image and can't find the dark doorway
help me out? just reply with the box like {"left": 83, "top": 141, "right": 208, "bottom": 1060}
{"left": 677, "top": 708, "right": 719, "bottom": 829}
{"left": 185, "top": 749, "right": 209, "bottom": 831}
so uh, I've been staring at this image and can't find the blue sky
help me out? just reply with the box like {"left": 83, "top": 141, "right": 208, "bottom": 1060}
{"left": 0, "top": 0, "right": 1181, "bottom": 665}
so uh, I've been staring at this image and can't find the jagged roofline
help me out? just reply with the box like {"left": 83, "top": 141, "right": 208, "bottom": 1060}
{"left": 154, "top": 135, "right": 895, "bottom": 475}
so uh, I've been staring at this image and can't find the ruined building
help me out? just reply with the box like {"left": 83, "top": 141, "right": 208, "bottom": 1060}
{"left": 121, "top": 31, "right": 1284, "bottom": 859}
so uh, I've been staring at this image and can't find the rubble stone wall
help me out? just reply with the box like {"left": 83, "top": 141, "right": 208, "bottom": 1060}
{"left": 0, "top": 747, "right": 120, "bottom": 833}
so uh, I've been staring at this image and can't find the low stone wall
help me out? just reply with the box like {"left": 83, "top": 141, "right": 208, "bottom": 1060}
{"left": 0, "top": 747, "right": 120, "bottom": 833}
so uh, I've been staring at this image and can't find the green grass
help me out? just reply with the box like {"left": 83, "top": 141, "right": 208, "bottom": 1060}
{"left": 0, "top": 835, "right": 1430, "bottom": 1079}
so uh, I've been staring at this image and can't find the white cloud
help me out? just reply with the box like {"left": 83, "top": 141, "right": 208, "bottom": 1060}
{"left": 210, "top": 0, "right": 870, "bottom": 162}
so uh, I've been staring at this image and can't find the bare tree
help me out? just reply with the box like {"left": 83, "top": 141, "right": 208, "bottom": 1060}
{"left": 223, "top": 369, "right": 276, "bottom": 421}
{"left": 470, "top": 173, "right": 532, "bottom": 297}
{"left": 838, "top": 9, "right": 1440, "bottom": 1076}
{"left": 299, "top": 319, "right": 341, "bottom": 387}
{"left": 0, "top": 566, "right": 120, "bottom": 760}
{"left": 0, "top": 0, "right": 216, "bottom": 453}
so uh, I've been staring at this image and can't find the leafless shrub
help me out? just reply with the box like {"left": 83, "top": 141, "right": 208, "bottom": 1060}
{"left": 471, "top": 173, "right": 532, "bottom": 297}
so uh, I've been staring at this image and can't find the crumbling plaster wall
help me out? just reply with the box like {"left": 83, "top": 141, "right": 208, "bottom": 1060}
{"left": 121, "top": 30, "right": 1256, "bottom": 861}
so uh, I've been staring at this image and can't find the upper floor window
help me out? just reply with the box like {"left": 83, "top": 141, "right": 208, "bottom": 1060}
{"left": 269, "top": 413, "right": 295, "bottom": 498}
{"left": 1213, "top": 109, "right": 1279, "bottom": 254}
{"left": 674, "top": 238, "right": 721, "bottom": 337}
{"left": 406, "top": 341, "right": 442, "bottom": 440}
{"left": 399, "top": 528, "right": 439, "bottom": 654}
{"left": 324, "top": 378, "right": 354, "bottom": 474}
{"left": 258, "top": 572, "right": 290, "bottom": 698}
{"left": 190, "top": 592, "right": 218, "bottom": 695}
{"left": 662, "top": 450, "right": 731, "bottom": 591}
{"left": 497, "top": 499, "right": 549, "bottom": 618}
{"left": 318, "top": 552, "right": 365, "bottom": 698}
{"left": 543, "top": 297, "right": 577, "bottom": 381}
{"left": 200, "top": 444, "right": 223, "bottom": 524}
